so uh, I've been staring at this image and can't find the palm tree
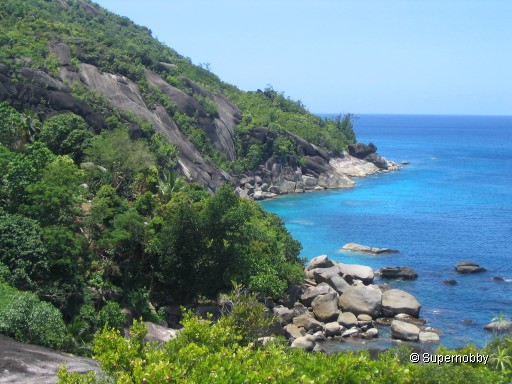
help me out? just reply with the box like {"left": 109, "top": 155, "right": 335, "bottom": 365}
{"left": 157, "top": 171, "right": 186, "bottom": 203}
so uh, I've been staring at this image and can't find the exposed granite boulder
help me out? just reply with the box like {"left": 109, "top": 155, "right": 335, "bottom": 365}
{"left": 364, "top": 153, "right": 388, "bottom": 169}
{"left": 348, "top": 143, "right": 377, "bottom": 159}
{"left": 283, "top": 324, "right": 304, "bottom": 339}
{"left": 338, "top": 285, "right": 382, "bottom": 317}
{"left": 455, "top": 261, "right": 487, "bottom": 274}
{"left": 381, "top": 289, "right": 421, "bottom": 318}
{"left": 300, "top": 283, "right": 336, "bottom": 307}
{"left": 341, "top": 243, "right": 399, "bottom": 255}
{"left": 0, "top": 334, "right": 101, "bottom": 384}
{"left": 337, "top": 312, "right": 358, "bottom": 328}
{"left": 306, "top": 255, "right": 334, "bottom": 270}
{"left": 419, "top": 332, "right": 440, "bottom": 343}
{"left": 324, "top": 322, "right": 343, "bottom": 337}
{"left": 311, "top": 292, "right": 339, "bottom": 322}
{"left": 290, "top": 334, "right": 316, "bottom": 351}
{"left": 484, "top": 320, "right": 512, "bottom": 332}
{"left": 376, "top": 266, "right": 418, "bottom": 280}
{"left": 144, "top": 322, "right": 179, "bottom": 343}
{"left": 337, "top": 262, "right": 375, "bottom": 285}
{"left": 391, "top": 320, "right": 420, "bottom": 341}
{"left": 292, "top": 315, "right": 324, "bottom": 332}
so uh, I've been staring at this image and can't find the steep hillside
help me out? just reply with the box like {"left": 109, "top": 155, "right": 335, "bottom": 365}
{"left": 0, "top": 0, "right": 393, "bottom": 194}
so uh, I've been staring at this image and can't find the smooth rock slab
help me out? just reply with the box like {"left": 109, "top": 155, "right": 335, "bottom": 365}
{"left": 293, "top": 315, "right": 324, "bottom": 332}
{"left": 419, "top": 332, "right": 440, "bottom": 343}
{"left": 391, "top": 320, "right": 420, "bottom": 341}
{"left": 325, "top": 322, "right": 343, "bottom": 337}
{"left": 338, "top": 285, "right": 382, "bottom": 317}
{"left": 381, "top": 289, "right": 421, "bottom": 318}
{"left": 307, "top": 255, "right": 334, "bottom": 270}
{"left": 284, "top": 324, "right": 304, "bottom": 339}
{"left": 341, "top": 243, "right": 399, "bottom": 255}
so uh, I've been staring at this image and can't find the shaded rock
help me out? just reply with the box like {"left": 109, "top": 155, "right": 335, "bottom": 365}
{"left": 338, "top": 285, "right": 382, "bottom": 317}
{"left": 419, "top": 332, "right": 440, "bottom": 343}
{"left": 144, "top": 322, "right": 179, "bottom": 343}
{"left": 455, "top": 261, "right": 487, "bottom": 274}
{"left": 300, "top": 283, "right": 336, "bottom": 307}
{"left": 381, "top": 289, "right": 421, "bottom": 318}
{"left": 311, "top": 292, "right": 339, "bottom": 322}
{"left": 364, "top": 328, "right": 379, "bottom": 338}
{"left": 290, "top": 335, "right": 315, "bottom": 351}
{"left": 348, "top": 143, "right": 377, "bottom": 159}
{"left": 312, "top": 331, "right": 326, "bottom": 342}
{"left": 293, "top": 315, "right": 324, "bottom": 332}
{"left": 307, "top": 255, "right": 334, "bottom": 270}
{"left": 283, "top": 324, "right": 304, "bottom": 339}
{"left": 337, "top": 262, "right": 375, "bottom": 284}
{"left": 364, "top": 153, "right": 388, "bottom": 169}
{"left": 0, "top": 334, "right": 101, "bottom": 384}
{"left": 341, "top": 243, "right": 399, "bottom": 255}
{"left": 291, "top": 303, "right": 309, "bottom": 318}
{"left": 443, "top": 279, "right": 458, "bottom": 286}
{"left": 376, "top": 266, "right": 418, "bottom": 280}
{"left": 273, "top": 305, "right": 294, "bottom": 325}
{"left": 492, "top": 276, "right": 505, "bottom": 282}
{"left": 391, "top": 320, "right": 420, "bottom": 341}
{"left": 313, "top": 267, "right": 349, "bottom": 294}
{"left": 337, "top": 312, "right": 358, "bottom": 328}
{"left": 484, "top": 320, "right": 512, "bottom": 332}
{"left": 257, "top": 336, "right": 276, "bottom": 346}
{"left": 324, "top": 322, "right": 343, "bottom": 337}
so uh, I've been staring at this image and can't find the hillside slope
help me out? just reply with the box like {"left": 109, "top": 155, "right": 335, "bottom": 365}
{"left": 0, "top": 0, "right": 393, "bottom": 194}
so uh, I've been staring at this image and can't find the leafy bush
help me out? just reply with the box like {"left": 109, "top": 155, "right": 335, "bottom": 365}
{"left": 0, "top": 290, "right": 68, "bottom": 349}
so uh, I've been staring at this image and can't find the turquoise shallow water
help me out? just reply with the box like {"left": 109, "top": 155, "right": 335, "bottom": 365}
{"left": 261, "top": 114, "right": 512, "bottom": 348}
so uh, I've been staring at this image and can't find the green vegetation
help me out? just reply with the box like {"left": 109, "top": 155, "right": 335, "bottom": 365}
{"left": 57, "top": 292, "right": 511, "bottom": 383}
{"left": 0, "top": 98, "right": 303, "bottom": 351}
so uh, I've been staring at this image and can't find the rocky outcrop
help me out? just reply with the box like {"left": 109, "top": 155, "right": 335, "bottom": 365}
{"left": 0, "top": 334, "right": 101, "bottom": 383}
{"left": 341, "top": 243, "right": 399, "bottom": 255}
{"left": 376, "top": 267, "right": 418, "bottom": 280}
{"left": 348, "top": 142, "right": 392, "bottom": 170}
{"left": 455, "top": 261, "right": 487, "bottom": 274}
{"left": 274, "top": 255, "right": 430, "bottom": 349}
{"left": 484, "top": 320, "right": 512, "bottom": 332}
{"left": 391, "top": 320, "right": 420, "bottom": 341}
{"left": 381, "top": 289, "right": 421, "bottom": 317}
{"left": 144, "top": 322, "right": 180, "bottom": 343}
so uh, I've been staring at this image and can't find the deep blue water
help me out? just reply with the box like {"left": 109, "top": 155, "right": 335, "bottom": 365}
{"left": 261, "top": 114, "right": 512, "bottom": 348}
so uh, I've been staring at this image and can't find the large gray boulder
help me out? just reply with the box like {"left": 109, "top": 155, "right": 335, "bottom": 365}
{"left": 338, "top": 285, "right": 382, "bottom": 317}
{"left": 144, "top": 322, "right": 179, "bottom": 343}
{"left": 306, "top": 255, "right": 334, "bottom": 270}
{"left": 455, "top": 261, "right": 487, "bottom": 274}
{"left": 293, "top": 315, "right": 324, "bottom": 332}
{"left": 337, "top": 312, "right": 358, "bottom": 328}
{"left": 311, "top": 292, "right": 339, "bottom": 322}
{"left": 313, "top": 268, "right": 350, "bottom": 294}
{"left": 300, "top": 283, "right": 336, "bottom": 307}
{"left": 273, "top": 305, "right": 294, "bottom": 325}
{"left": 376, "top": 266, "right": 418, "bottom": 280}
{"left": 419, "top": 332, "right": 440, "bottom": 343}
{"left": 381, "top": 289, "right": 421, "bottom": 318}
{"left": 283, "top": 324, "right": 304, "bottom": 339}
{"left": 337, "top": 262, "right": 375, "bottom": 284}
{"left": 348, "top": 143, "right": 377, "bottom": 159}
{"left": 391, "top": 320, "right": 420, "bottom": 341}
{"left": 324, "top": 322, "right": 343, "bottom": 337}
{"left": 290, "top": 335, "right": 316, "bottom": 351}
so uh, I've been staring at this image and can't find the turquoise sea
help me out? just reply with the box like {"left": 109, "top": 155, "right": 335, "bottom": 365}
{"left": 261, "top": 114, "right": 512, "bottom": 348}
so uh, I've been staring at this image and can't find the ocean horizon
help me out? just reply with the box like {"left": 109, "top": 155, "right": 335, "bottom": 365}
{"left": 261, "top": 113, "right": 512, "bottom": 349}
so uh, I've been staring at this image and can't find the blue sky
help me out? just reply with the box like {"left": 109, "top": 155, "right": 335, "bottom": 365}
{"left": 94, "top": 0, "right": 511, "bottom": 115}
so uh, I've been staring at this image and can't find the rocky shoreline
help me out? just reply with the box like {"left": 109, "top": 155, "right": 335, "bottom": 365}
{"left": 269, "top": 255, "right": 440, "bottom": 352}
{"left": 236, "top": 142, "right": 401, "bottom": 200}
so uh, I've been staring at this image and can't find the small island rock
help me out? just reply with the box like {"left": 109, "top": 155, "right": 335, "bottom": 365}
{"left": 455, "top": 261, "right": 487, "bottom": 274}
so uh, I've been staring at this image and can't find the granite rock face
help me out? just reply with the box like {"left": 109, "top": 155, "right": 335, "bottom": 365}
{"left": 455, "top": 261, "right": 487, "bottom": 274}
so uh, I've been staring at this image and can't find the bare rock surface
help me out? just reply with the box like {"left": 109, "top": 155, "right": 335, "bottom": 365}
{"left": 0, "top": 334, "right": 101, "bottom": 384}
{"left": 391, "top": 320, "right": 420, "bottom": 341}
{"left": 341, "top": 243, "right": 399, "bottom": 255}
{"left": 381, "top": 289, "right": 421, "bottom": 318}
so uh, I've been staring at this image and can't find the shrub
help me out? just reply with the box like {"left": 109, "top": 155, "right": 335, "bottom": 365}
{"left": 0, "top": 290, "right": 68, "bottom": 349}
